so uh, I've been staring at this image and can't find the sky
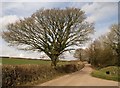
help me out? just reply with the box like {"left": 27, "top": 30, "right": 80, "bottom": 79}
{"left": 0, "top": 0, "right": 119, "bottom": 60}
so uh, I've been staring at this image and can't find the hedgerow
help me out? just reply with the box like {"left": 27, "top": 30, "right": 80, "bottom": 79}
{"left": 2, "top": 62, "right": 84, "bottom": 87}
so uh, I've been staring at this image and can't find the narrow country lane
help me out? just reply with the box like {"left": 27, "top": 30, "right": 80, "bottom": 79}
{"left": 37, "top": 64, "right": 119, "bottom": 86}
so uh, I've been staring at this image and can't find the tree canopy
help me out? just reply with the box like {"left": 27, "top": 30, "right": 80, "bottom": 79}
{"left": 2, "top": 8, "right": 94, "bottom": 66}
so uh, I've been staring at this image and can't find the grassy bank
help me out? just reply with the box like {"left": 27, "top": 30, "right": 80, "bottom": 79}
{"left": 91, "top": 66, "right": 120, "bottom": 82}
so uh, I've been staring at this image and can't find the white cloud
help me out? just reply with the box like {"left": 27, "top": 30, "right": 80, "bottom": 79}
{"left": 82, "top": 2, "right": 118, "bottom": 23}
{"left": 82, "top": 2, "right": 99, "bottom": 15}
{"left": 0, "top": 15, "right": 19, "bottom": 30}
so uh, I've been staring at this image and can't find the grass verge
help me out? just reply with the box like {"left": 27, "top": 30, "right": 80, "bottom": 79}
{"left": 91, "top": 66, "right": 120, "bottom": 82}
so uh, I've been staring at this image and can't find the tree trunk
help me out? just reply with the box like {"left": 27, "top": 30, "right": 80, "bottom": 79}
{"left": 51, "top": 55, "right": 59, "bottom": 68}
{"left": 79, "top": 52, "right": 82, "bottom": 61}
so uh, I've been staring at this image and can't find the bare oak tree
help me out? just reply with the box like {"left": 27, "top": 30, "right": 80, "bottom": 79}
{"left": 2, "top": 8, "right": 94, "bottom": 67}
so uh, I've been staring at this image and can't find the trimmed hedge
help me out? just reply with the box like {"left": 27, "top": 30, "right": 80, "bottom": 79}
{"left": 2, "top": 62, "right": 84, "bottom": 87}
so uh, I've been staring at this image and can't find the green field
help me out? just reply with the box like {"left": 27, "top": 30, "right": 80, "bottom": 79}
{"left": 1, "top": 57, "right": 69, "bottom": 65}
{"left": 0, "top": 59, "right": 1, "bottom": 64}
{"left": 91, "top": 66, "right": 120, "bottom": 81}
